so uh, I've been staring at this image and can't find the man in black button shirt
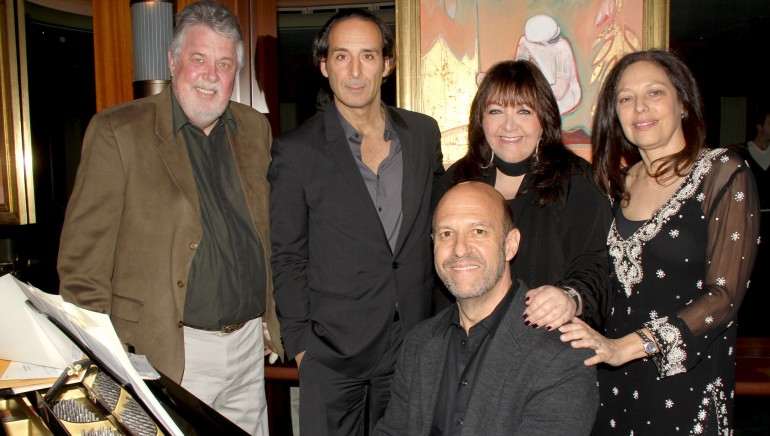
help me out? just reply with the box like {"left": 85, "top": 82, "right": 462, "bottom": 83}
{"left": 377, "top": 182, "right": 597, "bottom": 435}
{"left": 57, "top": 2, "right": 281, "bottom": 433}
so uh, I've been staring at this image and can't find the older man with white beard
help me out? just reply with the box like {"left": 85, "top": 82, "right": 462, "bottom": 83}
{"left": 57, "top": 1, "right": 281, "bottom": 434}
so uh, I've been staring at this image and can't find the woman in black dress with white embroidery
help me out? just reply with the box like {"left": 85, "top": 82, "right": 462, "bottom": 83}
{"left": 560, "top": 49, "right": 760, "bottom": 434}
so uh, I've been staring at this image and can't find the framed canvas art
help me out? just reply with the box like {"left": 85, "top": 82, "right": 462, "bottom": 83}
{"left": 396, "top": 0, "right": 669, "bottom": 164}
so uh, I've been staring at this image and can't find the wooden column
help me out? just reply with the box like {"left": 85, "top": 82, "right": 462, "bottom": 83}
{"left": 99, "top": 0, "right": 279, "bottom": 132}
{"left": 92, "top": 1, "right": 133, "bottom": 111}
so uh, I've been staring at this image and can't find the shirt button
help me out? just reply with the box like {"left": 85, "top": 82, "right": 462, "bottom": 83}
{"left": 461, "top": 340, "right": 467, "bottom": 346}
{"left": 177, "top": 321, "right": 184, "bottom": 328}
{"left": 392, "top": 262, "right": 399, "bottom": 269}
{"left": 189, "top": 242, "right": 198, "bottom": 249}
{"left": 378, "top": 207, "right": 382, "bottom": 212}
{"left": 461, "top": 379, "right": 468, "bottom": 386}
{"left": 457, "top": 418, "right": 464, "bottom": 425}
{"left": 177, "top": 280, "right": 185, "bottom": 288}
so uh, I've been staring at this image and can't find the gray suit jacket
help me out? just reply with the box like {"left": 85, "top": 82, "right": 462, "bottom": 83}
{"left": 377, "top": 280, "right": 598, "bottom": 435}
{"left": 58, "top": 86, "right": 282, "bottom": 382}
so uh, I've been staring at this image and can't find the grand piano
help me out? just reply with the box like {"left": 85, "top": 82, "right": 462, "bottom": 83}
{"left": 0, "top": 275, "right": 246, "bottom": 436}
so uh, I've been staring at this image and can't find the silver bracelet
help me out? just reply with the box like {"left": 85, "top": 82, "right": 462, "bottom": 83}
{"left": 560, "top": 286, "right": 582, "bottom": 316}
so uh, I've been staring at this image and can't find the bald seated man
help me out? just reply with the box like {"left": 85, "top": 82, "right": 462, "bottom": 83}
{"left": 377, "top": 182, "right": 598, "bottom": 435}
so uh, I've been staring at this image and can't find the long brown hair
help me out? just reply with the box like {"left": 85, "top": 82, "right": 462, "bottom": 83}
{"left": 591, "top": 49, "right": 706, "bottom": 202}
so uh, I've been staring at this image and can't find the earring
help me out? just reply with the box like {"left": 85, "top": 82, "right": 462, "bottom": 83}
{"left": 534, "top": 138, "right": 542, "bottom": 162}
{"left": 481, "top": 151, "right": 495, "bottom": 169}
{"left": 681, "top": 112, "right": 686, "bottom": 119}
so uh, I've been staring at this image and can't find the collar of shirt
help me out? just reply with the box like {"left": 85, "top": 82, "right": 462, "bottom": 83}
{"left": 747, "top": 141, "right": 770, "bottom": 170}
{"left": 170, "top": 88, "right": 237, "bottom": 136}
{"left": 447, "top": 282, "right": 517, "bottom": 338}
{"left": 335, "top": 103, "right": 396, "bottom": 144}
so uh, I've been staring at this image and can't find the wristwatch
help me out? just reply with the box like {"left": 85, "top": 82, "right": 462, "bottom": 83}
{"left": 561, "top": 286, "right": 582, "bottom": 316}
{"left": 635, "top": 329, "right": 657, "bottom": 357}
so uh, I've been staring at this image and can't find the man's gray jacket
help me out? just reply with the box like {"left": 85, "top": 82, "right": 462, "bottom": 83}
{"left": 376, "top": 280, "right": 598, "bottom": 435}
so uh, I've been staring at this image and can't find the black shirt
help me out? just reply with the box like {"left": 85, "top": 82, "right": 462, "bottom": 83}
{"left": 430, "top": 285, "right": 516, "bottom": 435}
{"left": 171, "top": 91, "right": 267, "bottom": 328}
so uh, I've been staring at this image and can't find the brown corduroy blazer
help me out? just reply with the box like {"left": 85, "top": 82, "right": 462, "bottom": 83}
{"left": 58, "top": 86, "right": 282, "bottom": 382}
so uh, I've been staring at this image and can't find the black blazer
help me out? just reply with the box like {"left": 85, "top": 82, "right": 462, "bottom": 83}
{"left": 269, "top": 104, "right": 444, "bottom": 377}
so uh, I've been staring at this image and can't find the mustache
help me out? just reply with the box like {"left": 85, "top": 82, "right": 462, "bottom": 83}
{"left": 442, "top": 255, "right": 485, "bottom": 269}
{"left": 192, "top": 82, "right": 219, "bottom": 93}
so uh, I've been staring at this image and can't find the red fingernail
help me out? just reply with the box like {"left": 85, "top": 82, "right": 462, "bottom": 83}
{"left": 523, "top": 314, "right": 529, "bottom": 319}
{"left": 524, "top": 320, "right": 531, "bottom": 326}
{"left": 546, "top": 326, "right": 552, "bottom": 331}
{"left": 532, "top": 324, "right": 539, "bottom": 329}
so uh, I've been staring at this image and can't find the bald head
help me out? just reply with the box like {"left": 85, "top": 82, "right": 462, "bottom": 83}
{"left": 432, "top": 182, "right": 519, "bottom": 301}
{"left": 433, "top": 182, "right": 514, "bottom": 236}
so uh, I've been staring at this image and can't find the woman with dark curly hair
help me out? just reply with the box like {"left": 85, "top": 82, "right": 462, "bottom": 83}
{"left": 433, "top": 59, "right": 612, "bottom": 330}
{"left": 560, "top": 49, "right": 760, "bottom": 434}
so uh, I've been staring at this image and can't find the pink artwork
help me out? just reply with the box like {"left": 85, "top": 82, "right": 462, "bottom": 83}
{"left": 420, "top": 0, "right": 643, "bottom": 164}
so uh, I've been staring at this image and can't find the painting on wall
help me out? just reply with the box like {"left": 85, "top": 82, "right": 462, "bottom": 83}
{"left": 397, "top": 0, "right": 668, "bottom": 165}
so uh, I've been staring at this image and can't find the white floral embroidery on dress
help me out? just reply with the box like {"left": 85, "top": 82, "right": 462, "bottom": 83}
{"left": 692, "top": 378, "right": 730, "bottom": 436}
{"left": 656, "top": 269, "right": 665, "bottom": 278}
{"left": 731, "top": 232, "right": 740, "bottom": 241}
{"left": 670, "top": 229, "right": 680, "bottom": 238}
{"left": 644, "top": 316, "right": 687, "bottom": 378}
{"left": 716, "top": 277, "right": 726, "bottom": 286}
{"left": 646, "top": 316, "right": 687, "bottom": 376}
{"left": 705, "top": 316, "right": 714, "bottom": 324}
{"left": 735, "top": 191, "right": 745, "bottom": 202}
{"left": 608, "top": 149, "right": 725, "bottom": 297}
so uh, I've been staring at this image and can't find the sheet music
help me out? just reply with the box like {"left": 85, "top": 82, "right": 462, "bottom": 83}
{"left": 0, "top": 274, "right": 79, "bottom": 369}
{"left": 4, "top": 275, "right": 183, "bottom": 436}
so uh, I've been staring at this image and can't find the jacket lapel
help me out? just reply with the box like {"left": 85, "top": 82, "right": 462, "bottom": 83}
{"left": 323, "top": 105, "right": 391, "bottom": 242}
{"left": 153, "top": 87, "right": 201, "bottom": 222}
{"left": 388, "top": 107, "right": 424, "bottom": 255}
{"left": 463, "top": 298, "right": 522, "bottom": 433}
{"left": 416, "top": 317, "right": 452, "bottom": 434}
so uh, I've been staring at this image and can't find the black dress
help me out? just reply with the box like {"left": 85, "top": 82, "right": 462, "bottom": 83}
{"left": 435, "top": 157, "right": 613, "bottom": 327}
{"left": 731, "top": 142, "right": 770, "bottom": 337}
{"left": 594, "top": 149, "right": 760, "bottom": 435}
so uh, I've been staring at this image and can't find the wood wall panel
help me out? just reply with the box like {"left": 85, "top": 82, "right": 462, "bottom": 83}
{"left": 92, "top": 1, "right": 133, "bottom": 112}
{"left": 248, "top": 0, "right": 278, "bottom": 131}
